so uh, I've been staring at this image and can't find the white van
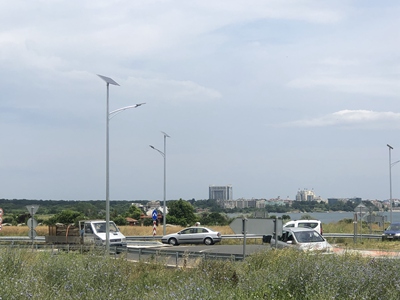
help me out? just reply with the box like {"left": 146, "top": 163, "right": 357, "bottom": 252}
{"left": 45, "top": 220, "right": 127, "bottom": 247}
{"left": 283, "top": 219, "right": 323, "bottom": 235}
{"left": 80, "top": 220, "right": 127, "bottom": 247}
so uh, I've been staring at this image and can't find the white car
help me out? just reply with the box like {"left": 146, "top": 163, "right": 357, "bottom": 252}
{"left": 283, "top": 219, "right": 323, "bottom": 235}
{"left": 270, "top": 227, "right": 332, "bottom": 252}
{"left": 161, "top": 226, "right": 222, "bottom": 246}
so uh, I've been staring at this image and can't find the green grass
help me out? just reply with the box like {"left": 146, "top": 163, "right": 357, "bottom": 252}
{"left": 1, "top": 247, "right": 400, "bottom": 299}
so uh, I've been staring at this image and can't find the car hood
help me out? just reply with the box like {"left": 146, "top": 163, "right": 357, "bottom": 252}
{"left": 96, "top": 232, "right": 125, "bottom": 240}
{"left": 297, "top": 241, "right": 333, "bottom": 252}
{"left": 384, "top": 230, "right": 400, "bottom": 235}
{"left": 161, "top": 233, "right": 176, "bottom": 239}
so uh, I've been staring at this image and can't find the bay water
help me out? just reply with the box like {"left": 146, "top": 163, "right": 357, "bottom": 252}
{"left": 228, "top": 211, "right": 400, "bottom": 224}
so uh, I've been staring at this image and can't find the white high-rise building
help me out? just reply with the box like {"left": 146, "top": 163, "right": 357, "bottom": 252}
{"left": 209, "top": 185, "right": 233, "bottom": 200}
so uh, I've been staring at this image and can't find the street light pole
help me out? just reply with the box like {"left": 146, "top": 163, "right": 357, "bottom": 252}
{"left": 150, "top": 131, "right": 170, "bottom": 236}
{"left": 388, "top": 144, "right": 394, "bottom": 224}
{"left": 98, "top": 74, "right": 145, "bottom": 253}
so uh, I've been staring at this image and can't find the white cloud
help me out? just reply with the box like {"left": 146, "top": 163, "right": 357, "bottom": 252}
{"left": 283, "top": 110, "right": 400, "bottom": 129}
{"left": 123, "top": 77, "right": 222, "bottom": 103}
{"left": 288, "top": 77, "right": 400, "bottom": 97}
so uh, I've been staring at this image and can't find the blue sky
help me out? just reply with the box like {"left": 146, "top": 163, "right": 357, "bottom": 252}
{"left": 1, "top": 1, "right": 400, "bottom": 201}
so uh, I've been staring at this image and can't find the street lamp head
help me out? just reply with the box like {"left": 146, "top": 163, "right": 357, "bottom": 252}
{"left": 161, "top": 131, "right": 170, "bottom": 138}
{"left": 149, "top": 145, "right": 155, "bottom": 149}
{"left": 97, "top": 74, "right": 120, "bottom": 86}
{"left": 387, "top": 144, "right": 394, "bottom": 150}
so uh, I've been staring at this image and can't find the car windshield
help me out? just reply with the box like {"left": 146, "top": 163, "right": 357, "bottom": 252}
{"left": 93, "top": 222, "right": 118, "bottom": 233}
{"left": 294, "top": 231, "right": 324, "bottom": 243}
{"left": 388, "top": 224, "right": 400, "bottom": 231}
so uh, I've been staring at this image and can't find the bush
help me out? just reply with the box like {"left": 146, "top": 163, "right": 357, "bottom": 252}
{"left": 3, "top": 248, "right": 400, "bottom": 299}
{"left": 112, "top": 216, "right": 127, "bottom": 226}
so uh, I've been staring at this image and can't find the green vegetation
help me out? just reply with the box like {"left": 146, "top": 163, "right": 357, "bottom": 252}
{"left": 166, "top": 199, "right": 197, "bottom": 226}
{"left": 265, "top": 199, "right": 378, "bottom": 214}
{"left": 0, "top": 198, "right": 384, "bottom": 228}
{"left": 1, "top": 247, "right": 400, "bottom": 299}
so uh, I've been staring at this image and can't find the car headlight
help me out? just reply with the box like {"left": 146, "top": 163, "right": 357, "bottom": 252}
{"left": 395, "top": 233, "right": 400, "bottom": 236}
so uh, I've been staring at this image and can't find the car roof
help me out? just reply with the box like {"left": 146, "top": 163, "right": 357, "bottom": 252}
{"left": 286, "top": 219, "right": 320, "bottom": 223}
{"left": 184, "top": 226, "right": 210, "bottom": 230}
{"left": 284, "top": 227, "right": 317, "bottom": 232}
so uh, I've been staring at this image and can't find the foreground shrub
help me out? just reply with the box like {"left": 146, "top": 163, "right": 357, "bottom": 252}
{"left": 1, "top": 247, "right": 400, "bottom": 299}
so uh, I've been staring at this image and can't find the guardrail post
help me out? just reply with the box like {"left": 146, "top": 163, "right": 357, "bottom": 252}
{"left": 242, "top": 218, "right": 247, "bottom": 258}
{"left": 353, "top": 221, "right": 358, "bottom": 243}
{"left": 139, "top": 248, "right": 142, "bottom": 261}
{"left": 176, "top": 252, "right": 179, "bottom": 268}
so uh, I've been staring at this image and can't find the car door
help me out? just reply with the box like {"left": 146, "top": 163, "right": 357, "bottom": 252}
{"left": 191, "top": 228, "right": 204, "bottom": 243}
{"left": 177, "top": 228, "right": 192, "bottom": 244}
{"left": 185, "top": 228, "right": 201, "bottom": 244}
{"left": 277, "top": 230, "right": 294, "bottom": 249}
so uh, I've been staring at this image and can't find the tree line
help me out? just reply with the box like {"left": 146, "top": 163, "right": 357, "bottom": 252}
{"left": 0, "top": 198, "right": 232, "bottom": 227}
{"left": 0, "top": 198, "right": 379, "bottom": 228}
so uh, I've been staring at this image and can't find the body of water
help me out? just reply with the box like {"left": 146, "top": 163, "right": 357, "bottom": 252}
{"left": 228, "top": 211, "right": 400, "bottom": 224}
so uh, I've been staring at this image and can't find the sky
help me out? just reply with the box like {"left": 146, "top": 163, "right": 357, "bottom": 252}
{"left": 1, "top": 1, "right": 400, "bottom": 202}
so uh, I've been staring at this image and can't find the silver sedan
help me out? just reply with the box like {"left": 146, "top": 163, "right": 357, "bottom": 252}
{"left": 161, "top": 226, "right": 222, "bottom": 246}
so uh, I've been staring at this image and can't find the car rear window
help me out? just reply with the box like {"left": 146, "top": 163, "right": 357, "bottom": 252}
{"left": 298, "top": 222, "right": 318, "bottom": 229}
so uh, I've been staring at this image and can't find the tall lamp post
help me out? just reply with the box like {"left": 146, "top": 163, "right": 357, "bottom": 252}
{"left": 388, "top": 144, "right": 394, "bottom": 224}
{"left": 150, "top": 131, "right": 170, "bottom": 236}
{"left": 98, "top": 74, "right": 145, "bottom": 252}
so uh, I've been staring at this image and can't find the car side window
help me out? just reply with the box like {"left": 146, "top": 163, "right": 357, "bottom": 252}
{"left": 202, "top": 228, "right": 208, "bottom": 233}
{"left": 85, "top": 224, "right": 93, "bottom": 234}
{"left": 280, "top": 231, "right": 289, "bottom": 242}
{"left": 287, "top": 232, "right": 294, "bottom": 242}
{"left": 285, "top": 224, "right": 294, "bottom": 228}
{"left": 181, "top": 229, "right": 191, "bottom": 234}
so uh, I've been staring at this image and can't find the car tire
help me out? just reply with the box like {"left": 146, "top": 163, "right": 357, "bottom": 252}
{"left": 169, "top": 238, "right": 179, "bottom": 246}
{"left": 204, "top": 237, "right": 213, "bottom": 245}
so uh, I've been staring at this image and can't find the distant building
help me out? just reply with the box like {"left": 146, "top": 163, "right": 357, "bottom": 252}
{"left": 295, "top": 189, "right": 316, "bottom": 201}
{"left": 328, "top": 197, "right": 362, "bottom": 206}
{"left": 218, "top": 198, "right": 266, "bottom": 209}
{"left": 209, "top": 185, "right": 232, "bottom": 201}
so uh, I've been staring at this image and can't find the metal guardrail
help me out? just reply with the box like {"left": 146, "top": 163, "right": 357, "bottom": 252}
{"left": 323, "top": 233, "right": 382, "bottom": 239}
{"left": 0, "top": 242, "right": 244, "bottom": 267}
{"left": 0, "top": 233, "right": 384, "bottom": 243}
{"left": 125, "top": 233, "right": 383, "bottom": 241}
{"left": 125, "top": 247, "right": 244, "bottom": 266}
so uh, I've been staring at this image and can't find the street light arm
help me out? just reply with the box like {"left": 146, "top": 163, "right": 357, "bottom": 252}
{"left": 392, "top": 160, "right": 400, "bottom": 167}
{"left": 109, "top": 103, "right": 146, "bottom": 119}
{"left": 149, "top": 145, "right": 165, "bottom": 157}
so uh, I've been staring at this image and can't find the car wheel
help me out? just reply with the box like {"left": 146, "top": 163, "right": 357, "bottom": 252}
{"left": 204, "top": 237, "right": 213, "bottom": 245}
{"left": 169, "top": 238, "right": 178, "bottom": 246}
